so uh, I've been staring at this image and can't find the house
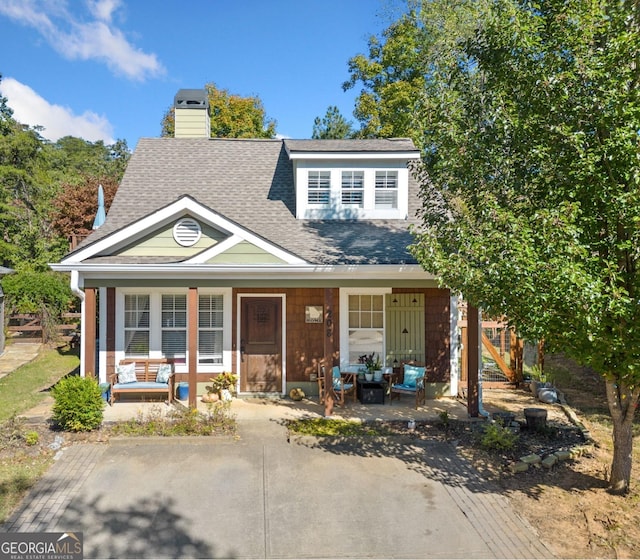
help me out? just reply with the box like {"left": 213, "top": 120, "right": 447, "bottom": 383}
{"left": 51, "top": 89, "right": 461, "bottom": 407}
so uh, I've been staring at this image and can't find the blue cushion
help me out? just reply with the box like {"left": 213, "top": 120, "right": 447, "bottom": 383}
{"left": 392, "top": 383, "right": 417, "bottom": 392}
{"left": 156, "top": 363, "right": 172, "bottom": 383}
{"left": 403, "top": 365, "right": 425, "bottom": 388}
{"left": 113, "top": 381, "right": 168, "bottom": 389}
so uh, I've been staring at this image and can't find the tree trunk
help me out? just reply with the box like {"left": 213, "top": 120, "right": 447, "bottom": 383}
{"left": 605, "top": 378, "right": 640, "bottom": 495}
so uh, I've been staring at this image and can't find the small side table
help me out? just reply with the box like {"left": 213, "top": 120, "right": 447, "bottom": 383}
{"left": 357, "top": 379, "right": 387, "bottom": 404}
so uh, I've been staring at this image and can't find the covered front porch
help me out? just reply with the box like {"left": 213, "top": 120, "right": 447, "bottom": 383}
{"left": 100, "top": 392, "right": 472, "bottom": 425}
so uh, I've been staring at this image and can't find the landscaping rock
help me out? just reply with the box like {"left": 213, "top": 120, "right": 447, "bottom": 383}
{"left": 542, "top": 455, "right": 558, "bottom": 469}
{"left": 510, "top": 461, "right": 530, "bottom": 473}
{"left": 520, "top": 453, "right": 542, "bottom": 465}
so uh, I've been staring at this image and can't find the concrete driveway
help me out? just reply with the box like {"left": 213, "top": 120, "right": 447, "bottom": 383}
{"left": 4, "top": 403, "right": 553, "bottom": 559}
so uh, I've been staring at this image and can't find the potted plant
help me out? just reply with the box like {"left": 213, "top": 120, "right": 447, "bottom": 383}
{"left": 359, "top": 353, "right": 382, "bottom": 382}
{"left": 204, "top": 372, "right": 238, "bottom": 402}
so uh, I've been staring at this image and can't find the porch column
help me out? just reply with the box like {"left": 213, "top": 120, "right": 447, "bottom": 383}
{"left": 323, "top": 288, "right": 335, "bottom": 417}
{"left": 84, "top": 287, "right": 96, "bottom": 378}
{"left": 106, "top": 287, "right": 116, "bottom": 382}
{"left": 188, "top": 287, "right": 198, "bottom": 408}
{"left": 466, "top": 304, "right": 479, "bottom": 417}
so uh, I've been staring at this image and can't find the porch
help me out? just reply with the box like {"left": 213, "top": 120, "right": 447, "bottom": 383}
{"left": 100, "top": 394, "right": 471, "bottom": 425}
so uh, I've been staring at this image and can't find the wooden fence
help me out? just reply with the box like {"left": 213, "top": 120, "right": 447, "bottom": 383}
{"left": 7, "top": 312, "right": 81, "bottom": 344}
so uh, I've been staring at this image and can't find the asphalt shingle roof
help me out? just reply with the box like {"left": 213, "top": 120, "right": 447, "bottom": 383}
{"left": 75, "top": 138, "right": 423, "bottom": 266}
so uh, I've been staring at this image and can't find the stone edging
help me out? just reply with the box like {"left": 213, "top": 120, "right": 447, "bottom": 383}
{"left": 509, "top": 389, "right": 596, "bottom": 474}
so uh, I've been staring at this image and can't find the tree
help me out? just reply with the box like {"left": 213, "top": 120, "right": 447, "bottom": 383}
{"left": 0, "top": 73, "right": 14, "bottom": 136}
{"left": 404, "top": 0, "right": 640, "bottom": 494}
{"left": 311, "top": 106, "right": 354, "bottom": 139}
{"left": 44, "top": 136, "right": 129, "bottom": 184}
{"left": 51, "top": 175, "right": 119, "bottom": 239}
{"left": 343, "top": 2, "right": 483, "bottom": 144}
{"left": 161, "top": 82, "right": 277, "bottom": 139}
{"left": 0, "top": 75, "right": 129, "bottom": 270}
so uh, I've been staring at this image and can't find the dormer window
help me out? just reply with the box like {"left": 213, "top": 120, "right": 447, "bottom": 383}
{"left": 341, "top": 171, "right": 364, "bottom": 207}
{"left": 375, "top": 171, "right": 398, "bottom": 209}
{"left": 308, "top": 171, "right": 330, "bottom": 205}
{"left": 285, "top": 138, "right": 419, "bottom": 220}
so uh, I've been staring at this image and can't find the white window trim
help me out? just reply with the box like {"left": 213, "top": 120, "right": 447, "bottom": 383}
{"left": 115, "top": 287, "right": 232, "bottom": 374}
{"left": 339, "top": 287, "right": 392, "bottom": 370}
{"left": 198, "top": 288, "right": 233, "bottom": 373}
{"left": 295, "top": 162, "right": 409, "bottom": 220}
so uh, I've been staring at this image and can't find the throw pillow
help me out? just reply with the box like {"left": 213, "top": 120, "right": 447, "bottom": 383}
{"left": 156, "top": 363, "right": 172, "bottom": 383}
{"left": 403, "top": 364, "right": 425, "bottom": 387}
{"left": 116, "top": 362, "right": 137, "bottom": 384}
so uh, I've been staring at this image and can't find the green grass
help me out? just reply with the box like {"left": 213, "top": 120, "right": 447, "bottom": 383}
{"left": 0, "top": 344, "right": 79, "bottom": 423}
{"left": 288, "top": 417, "right": 391, "bottom": 437}
{"left": 0, "top": 344, "right": 79, "bottom": 523}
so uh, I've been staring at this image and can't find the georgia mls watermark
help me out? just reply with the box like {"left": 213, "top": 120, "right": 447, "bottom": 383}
{"left": 0, "top": 532, "right": 82, "bottom": 560}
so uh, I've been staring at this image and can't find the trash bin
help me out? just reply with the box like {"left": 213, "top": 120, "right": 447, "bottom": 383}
{"left": 176, "top": 382, "right": 189, "bottom": 400}
{"left": 99, "top": 383, "right": 110, "bottom": 402}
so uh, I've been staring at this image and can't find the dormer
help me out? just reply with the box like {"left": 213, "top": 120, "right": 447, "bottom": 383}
{"left": 284, "top": 139, "right": 420, "bottom": 220}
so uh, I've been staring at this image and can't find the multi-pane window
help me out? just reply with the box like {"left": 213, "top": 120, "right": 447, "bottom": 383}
{"left": 198, "top": 294, "right": 224, "bottom": 364}
{"left": 307, "top": 171, "right": 330, "bottom": 204}
{"left": 341, "top": 171, "right": 364, "bottom": 206}
{"left": 124, "top": 294, "right": 150, "bottom": 357}
{"left": 375, "top": 171, "right": 398, "bottom": 209}
{"left": 161, "top": 294, "right": 187, "bottom": 363}
{"left": 348, "top": 294, "right": 384, "bottom": 363}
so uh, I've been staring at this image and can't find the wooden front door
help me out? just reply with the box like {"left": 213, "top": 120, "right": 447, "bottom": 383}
{"left": 240, "top": 297, "right": 282, "bottom": 393}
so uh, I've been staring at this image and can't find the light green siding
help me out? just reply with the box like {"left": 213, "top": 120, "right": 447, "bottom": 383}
{"left": 385, "top": 293, "right": 425, "bottom": 364}
{"left": 174, "top": 108, "right": 209, "bottom": 138}
{"left": 115, "top": 220, "right": 227, "bottom": 257}
{"left": 206, "top": 241, "right": 287, "bottom": 264}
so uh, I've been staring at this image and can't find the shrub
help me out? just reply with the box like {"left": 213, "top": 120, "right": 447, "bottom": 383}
{"left": 480, "top": 422, "right": 518, "bottom": 451}
{"left": 51, "top": 375, "right": 104, "bottom": 432}
{"left": 24, "top": 431, "right": 39, "bottom": 446}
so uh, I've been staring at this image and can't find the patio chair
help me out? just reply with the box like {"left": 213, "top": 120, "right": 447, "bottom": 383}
{"left": 389, "top": 362, "right": 426, "bottom": 409}
{"left": 317, "top": 365, "right": 357, "bottom": 406}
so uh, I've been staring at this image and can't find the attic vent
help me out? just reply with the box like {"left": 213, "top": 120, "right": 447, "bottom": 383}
{"left": 173, "top": 218, "right": 202, "bottom": 247}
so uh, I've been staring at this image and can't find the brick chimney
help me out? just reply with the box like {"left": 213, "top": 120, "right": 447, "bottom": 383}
{"left": 173, "top": 89, "right": 210, "bottom": 138}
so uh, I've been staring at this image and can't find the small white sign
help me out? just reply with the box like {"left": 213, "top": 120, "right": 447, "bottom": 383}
{"left": 305, "top": 305, "right": 324, "bottom": 323}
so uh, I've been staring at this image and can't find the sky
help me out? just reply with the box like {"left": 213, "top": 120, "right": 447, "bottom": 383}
{"left": 0, "top": 0, "right": 401, "bottom": 150}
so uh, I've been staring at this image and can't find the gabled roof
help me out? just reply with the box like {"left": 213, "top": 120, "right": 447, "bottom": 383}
{"left": 66, "top": 138, "right": 423, "bottom": 266}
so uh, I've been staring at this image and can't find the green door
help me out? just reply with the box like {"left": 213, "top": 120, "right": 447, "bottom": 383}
{"left": 385, "top": 293, "right": 425, "bottom": 365}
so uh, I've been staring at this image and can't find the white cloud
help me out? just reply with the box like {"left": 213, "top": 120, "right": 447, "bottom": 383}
{"left": 0, "top": 0, "right": 164, "bottom": 81}
{"left": 87, "top": 0, "right": 121, "bottom": 23}
{"left": 0, "top": 77, "right": 115, "bottom": 143}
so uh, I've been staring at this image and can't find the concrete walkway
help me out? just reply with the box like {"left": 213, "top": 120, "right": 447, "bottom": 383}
{"left": 0, "top": 342, "right": 42, "bottom": 379}
{"left": 3, "top": 403, "right": 554, "bottom": 559}
{"left": 0, "top": 346, "right": 554, "bottom": 559}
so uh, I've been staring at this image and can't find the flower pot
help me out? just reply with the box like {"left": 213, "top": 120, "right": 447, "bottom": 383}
{"left": 220, "top": 388, "right": 233, "bottom": 402}
{"left": 176, "top": 382, "right": 189, "bottom": 400}
{"left": 492, "top": 411, "right": 515, "bottom": 426}
{"left": 364, "top": 372, "right": 374, "bottom": 382}
{"left": 99, "top": 383, "right": 110, "bottom": 402}
{"left": 373, "top": 370, "right": 383, "bottom": 382}
{"left": 524, "top": 407, "right": 548, "bottom": 430}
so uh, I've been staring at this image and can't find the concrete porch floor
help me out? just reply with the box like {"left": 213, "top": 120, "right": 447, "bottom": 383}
{"left": 100, "top": 393, "right": 474, "bottom": 425}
